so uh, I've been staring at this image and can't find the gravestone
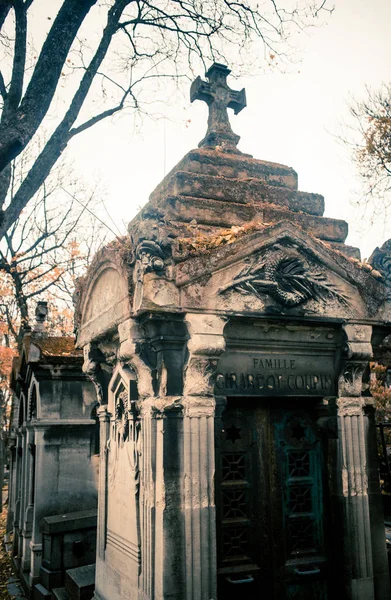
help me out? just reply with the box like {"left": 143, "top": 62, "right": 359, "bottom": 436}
{"left": 75, "top": 64, "right": 391, "bottom": 600}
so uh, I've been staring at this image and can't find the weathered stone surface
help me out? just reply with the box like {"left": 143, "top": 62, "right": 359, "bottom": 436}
{"left": 190, "top": 63, "right": 245, "bottom": 151}
{"left": 147, "top": 194, "right": 347, "bottom": 242}
{"left": 64, "top": 564, "right": 95, "bottom": 600}
{"left": 149, "top": 148, "right": 298, "bottom": 202}
{"left": 52, "top": 588, "right": 69, "bottom": 600}
{"left": 71, "top": 64, "right": 391, "bottom": 600}
{"left": 7, "top": 323, "right": 98, "bottom": 595}
{"left": 33, "top": 583, "right": 52, "bottom": 599}
{"left": 150, "top": 170, "right": 324, "bottom": 215}
{"left": 329, "top": 241, "right": 361, "bottom": 259}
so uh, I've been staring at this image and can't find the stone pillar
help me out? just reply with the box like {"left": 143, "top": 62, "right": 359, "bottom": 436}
{"left": 29, "top": 428, "right": 45, "bottom": 583}
{"left": 182, "top": 313, "right": 226, "bottom": 600}
{"left": 21, "top": 427, "right": 34, "bottom": 572}
{"left": 18, "top": 425, "right": 28, "bottom": 562}
{"left": 5, "top": 436, "right": 16, "bottom": 539}
{"left": 332, "top": 324, "right": 390, "bottom": 600}
{"left": 13, "top": 433, "right": 23, "bottom": 557}
{"left": 139, "top": 397, "right": 184, "bottom": 600}
{"left": 96, "top": 405, "right": 110, "bottom": 560}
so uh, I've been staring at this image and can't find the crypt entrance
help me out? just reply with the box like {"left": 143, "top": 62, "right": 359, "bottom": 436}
{"left": 214, "top": 318, "right": 343, "bottom": 600}
{"left": 215, "top": 397, "right": 331, "bottom": 600}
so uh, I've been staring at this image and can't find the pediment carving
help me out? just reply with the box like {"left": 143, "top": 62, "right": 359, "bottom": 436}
{"left": 176, "top": 222, "right": 385, "bottom": 318}
{"left": 218, "top": 247, "right": 349, "bottom": 308}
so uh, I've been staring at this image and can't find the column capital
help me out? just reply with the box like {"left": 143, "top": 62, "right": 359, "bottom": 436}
{"left": 184, "top": 313, "right": 227, "bottom": 397}
{"left": 139, "top": 395, "right": 183, "bottom": 418}
{"left": 118, "top": 318, "right": 155, "bottom": 399}
{"left": 82, "top": 343, "right": 109, "bottom": 405}
{"left": 338, "top": 323, "right": 373, "bottom": 397}
{"left": 97, "top": 405, "right": 111, "bottom": 421}
{"left": 182, "top": 395, "right": 216, "bottom": 418}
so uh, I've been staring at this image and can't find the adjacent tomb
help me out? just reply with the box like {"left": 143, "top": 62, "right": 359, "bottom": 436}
{"left": 7, "top": 304, "right": 98, "bottom": 596}
{"left": 74, "top": 63, "right": 391, "bottom": 600}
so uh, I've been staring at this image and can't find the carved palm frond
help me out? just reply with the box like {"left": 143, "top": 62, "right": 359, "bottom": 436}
{"left": 283, "top": 271, "right": 350, "bottom": 306}
{"left": 219, "top": 261, "right": 266, "bottom": 296}
{"left": 219, "top": 252, "right": 350, "bottom": 308}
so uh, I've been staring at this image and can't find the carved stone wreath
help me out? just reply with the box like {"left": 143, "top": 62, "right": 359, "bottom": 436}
{"left": 219, "top": 250, "right": 349, "bottom": 308}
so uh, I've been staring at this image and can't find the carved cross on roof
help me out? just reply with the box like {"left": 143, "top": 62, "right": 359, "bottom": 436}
{"left": 190, "top": 63, "right": 246, "bottom": 153}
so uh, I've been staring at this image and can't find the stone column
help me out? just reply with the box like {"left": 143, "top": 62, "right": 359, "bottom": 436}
{"left": 139, "top": 397, "right": 184, "bottom": 600}
{"left": 28, "top": 427, "right": 44, "bottom": 583}
{"left": 332, "top": 324, "right": 390, "bottom": 600}
{"left": 96, "top": 405, "right": 111, "bottom": 560}
{"left": 182, "top": 313, "right": 226, "bottom": 600}
{"left": 5, "top": 436, "right": 16, "bottom": 539}
{"left": 18, "top": 425, "right": 28, "bottom": 562}
{"left": 119, "top": 318, "right": 166, "bottom": 600}
{"left": 13, "top": 433, "right": 23, "bottom": 557}
{"left": 21, "top": 427, "right": 34, "bottom": 572}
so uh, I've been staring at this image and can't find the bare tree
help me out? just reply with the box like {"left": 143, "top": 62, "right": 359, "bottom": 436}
{"left": 0, "top": 151, "right": 110, "bottom": 346}
{"left": 0, "top": 0, "right": 333, "bottom": 241}
{"left": 342, "top": 84, "right": 391, "bottom": 228}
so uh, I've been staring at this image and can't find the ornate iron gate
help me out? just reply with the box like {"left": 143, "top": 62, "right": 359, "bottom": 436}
{"left": 216, "top": 398, "right": 330, "bottom": 600}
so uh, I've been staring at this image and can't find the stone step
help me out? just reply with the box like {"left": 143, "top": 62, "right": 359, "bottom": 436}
{"left": 52, "top": 588, "right": 70, "bottom": 600}
{"left": 33, "top": 583, "right": 51, "bottom": 599}
{"left": 64, "top": 564, "right": 95, "bottom": 600}
{"left": 181, "top": 149, "right": 299, "bottom": 188}
{"left": 150, "top": 148, "right": 299, "bottom": 197}
{"left": 150, "top": 170, "right": 324, "bottom": 216}
{"left": 154, "top": 195, "right": 348, "bottom": 243}
{"left": 327, "top": 241, "right": 361, "bottom": 260}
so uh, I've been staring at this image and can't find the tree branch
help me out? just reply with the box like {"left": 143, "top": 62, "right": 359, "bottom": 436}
{"left": 3, "top": 0, "right": 27, "bottom": 117}
{"left": 0, "top": 2, "right": 11, "bottom": 32}
{"left": 69, "top": 96, "right": 126, "bottom": 138}
{"left": 0, "top": 0, "right": 130, "bottom": 239}
{"left": 0, "top": 0, "right": 98, "bottom": 172}
{"left": 0, "top": 71, "right": 7, "bottom": 100}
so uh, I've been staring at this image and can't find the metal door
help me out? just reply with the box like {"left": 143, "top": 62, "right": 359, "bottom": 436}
{"left": 216, "top": 398, "right": 330, "bottom": 600}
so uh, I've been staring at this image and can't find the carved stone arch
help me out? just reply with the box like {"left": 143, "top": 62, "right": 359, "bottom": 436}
{"left": 28, "top": 382, "right": 38, "bottom": 421}
{"left": 76, "top": 251, "right": 132, "bottom": 346}
{"left": 108, "top": 363, "right": 139, "bottom": 416}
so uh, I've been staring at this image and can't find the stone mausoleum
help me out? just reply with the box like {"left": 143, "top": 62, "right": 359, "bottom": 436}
{"left": 74, "top": 64, "right": 391, "bottom": 600}
{"left": 7, "top": 303, "right": 98, "bottom": 597}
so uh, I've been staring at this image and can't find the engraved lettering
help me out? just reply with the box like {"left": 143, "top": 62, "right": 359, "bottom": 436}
{"left": 266, "top": 375, "right": 275, "bottom": 389}
{"left": 215, "top": 353, "right": 335, "bottom": 396}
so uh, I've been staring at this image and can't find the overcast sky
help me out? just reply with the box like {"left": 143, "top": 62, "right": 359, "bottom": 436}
{"left": 65, "top": 0, "right": 391, "bottom": 259}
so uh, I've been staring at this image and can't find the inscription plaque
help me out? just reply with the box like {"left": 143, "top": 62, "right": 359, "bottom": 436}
{"left": 215, "top": 352, "right": 336, "bottom": 397}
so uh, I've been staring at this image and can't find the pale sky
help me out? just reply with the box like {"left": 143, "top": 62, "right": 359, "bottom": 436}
{"left": 64, "top": 0, "right": 391, "bottom": 259}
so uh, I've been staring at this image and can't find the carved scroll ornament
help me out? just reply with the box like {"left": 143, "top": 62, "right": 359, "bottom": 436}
{"left": 135, "top": 240, "right": 165, "bottom": 278}
{"left": 219, "top": 250, "right": 349, "bottom": 308}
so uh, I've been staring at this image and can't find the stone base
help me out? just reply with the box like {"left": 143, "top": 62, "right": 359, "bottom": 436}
{"left": 40, "top": 565, "right": 63, "bottom": 591}
{"left": 52, "top": 588, "right": 70, "bottom": 600}
{"left": 64, "top": 564, "right": 95, "bottom": 600}
{"left": 33, "top": 583, "right": 52, "bottom": 599}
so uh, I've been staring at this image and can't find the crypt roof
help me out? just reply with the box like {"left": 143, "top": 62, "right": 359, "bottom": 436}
{"left": 75, "top": 63, "right": 391, "bottom": 346}
{"left": 10, "top": 334, "right": 82, "bottom": 393}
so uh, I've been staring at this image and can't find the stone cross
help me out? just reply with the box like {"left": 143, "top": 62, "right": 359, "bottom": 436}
{"left": 190, "top": 63, "right": 246, "bottom": 152}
